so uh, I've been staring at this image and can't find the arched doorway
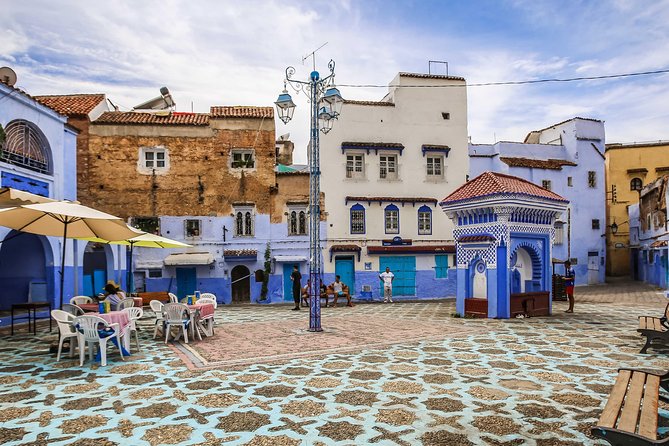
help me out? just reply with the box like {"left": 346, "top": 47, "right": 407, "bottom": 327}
{"left": 511, "top": 245, "right": 543, "bottom": 293}
{"left": 231, "top": 265, "right": 250, "bottom": 303}
{"left": 0, "top": 231, "right": 48, "bottom": 310}
{"left": 83, "top": 242, "right": 111, "bottom": 297}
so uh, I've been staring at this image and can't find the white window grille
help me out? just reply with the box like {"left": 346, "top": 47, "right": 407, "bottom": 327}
{"left": 554, "top": 222, "right": 564, "bottom": 245}
{"left": 288, "top": 209, "right": 307, "bottom": 235}
{"left": 234, "top": 208, "right": 254, "bottom": 236}
{"left": 350, "top": 207, "right": 365, "bottom": 234}
{"left": 418, "top": 210, "right": 432, "bottom": 235}
{"left": 379, "top": 155, "right": 398, "bottom": 179}
{"left": 185, "top": 219, "right": 201, "bottom": 238}
{"left": 139, "top": 147, "right": 169, "bottom": 173}
{"left": 346, "top": 154, "right": 364, "bottom": 179}
{"left": 231, "top": 150, "right": 255, "bottom": 169}
{"left": 385, "top": 208, "right": 399, "bottom": 234}
{"left": 427, "top": 156, "right": 443, "bottom": 178}
{"left": 1, "top": 120, "right": 52, "bottom": 174}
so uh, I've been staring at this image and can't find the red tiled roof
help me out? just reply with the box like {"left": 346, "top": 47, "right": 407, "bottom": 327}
{"left": 441, "top": 172, "right": 568, "bottom": 204}
{"left": 344, "top": 100, "right": 395, "bottom": 107}
{"left": 94, "top": 111, "right": 210, "bottom": 126}
{"left": 458, "top": 235, "right": 496, "bottom": 243}
{"left": 367, "top": 245, "right": 455, "bottom": 255}
{"left": 330, "top": 244, "right": 362, "bottom": 252}
{"left": 500, "top": 157, "right": 577, "bottom": 170}
{"left": 345, "top": 196, "right": 437, "bottom": 205}
{"left": 34, "top": 94, "right": 105, "bottom": 116}
{"left": 341, "top": 142, "right": 404, "bottom": 149}
{"left": 210, "top": 106, "right": 273, "bottom": 118}
{"left": 650, "top": 240, "right": 668, "bottom": 248}
{"left": 224, "top": 249, "right": 258, "bottom": 257}
{"left": 398, "top": 72, "right": 466, "bottom": 82}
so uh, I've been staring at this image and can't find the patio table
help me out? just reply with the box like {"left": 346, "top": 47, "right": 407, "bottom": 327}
{"left": 91, "top": 311, "right": 132, "bottom": 352}
{"left": 187, "top": 303, "right": 215, "bottom": 339}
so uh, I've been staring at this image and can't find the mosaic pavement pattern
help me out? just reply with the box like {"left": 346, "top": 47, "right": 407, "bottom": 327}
{"left": 1, "top": 283, "right": 669, "bottom": 445}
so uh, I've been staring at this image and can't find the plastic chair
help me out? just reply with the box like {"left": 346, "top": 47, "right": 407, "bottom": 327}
{"left": 168, "top": 293, "right": 179, "bottom": 303}
{"left": 73, "top": 315, "right": 124, "bottom": 367}
{"left": 116, "top": 298, "right": 135, "bottom": 311}
{"left": 122, "top": 307, "right": 143, "bottom": 351}
{"left": 150, "top": 300, "right": 164, "bottom": 339}
{"left": 51, "top": 310, "right": 78, "bottom": 361}
{"left": 200, "top": 293, "right": 218, "bottom": 308}
{"left": 62, "top": 303, "right": 85, "bottom": 316}
{"left": 70, "top": 296, "right": 92, "bottom": 305}
{"left": 162, "top": 303, "right": 190, "bottom": 344}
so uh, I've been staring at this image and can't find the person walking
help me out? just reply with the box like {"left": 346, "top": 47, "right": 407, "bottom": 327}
{"left": 379, "top": 267, "right": 395, "bottom": 303}
{"left": 563, "top": 260, "right": 575, "bottom": 313}
{"left": 290, "top": 265, "right": 302, "bottom": 311}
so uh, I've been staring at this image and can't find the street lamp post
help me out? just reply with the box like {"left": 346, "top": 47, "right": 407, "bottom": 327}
{"left": 275, "top": 60, "right": 343, "bottom": 332}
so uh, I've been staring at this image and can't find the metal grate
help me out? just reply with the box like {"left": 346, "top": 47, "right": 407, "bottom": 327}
{"left": 0, "top": 120, "right": 52, "bottom": 174}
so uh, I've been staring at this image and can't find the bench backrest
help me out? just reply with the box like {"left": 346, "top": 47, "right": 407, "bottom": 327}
{"left": 664, "top": 302, "right": 669, "bottom": 321}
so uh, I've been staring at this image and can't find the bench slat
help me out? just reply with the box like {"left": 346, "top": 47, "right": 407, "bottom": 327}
{"left": 654, "top": 318, "right": 662, "bottom": 331}
{"left": 638, "top": 374, "right": 660, "bottom": 439}
{"left": 599, "top": 370, "right": 632, "bottom": 428}
{"left": 618, "top": 371, "right": 646, "bottom": 432}
{"left": 639, "top": 317, "right": 649, "bottom": 330}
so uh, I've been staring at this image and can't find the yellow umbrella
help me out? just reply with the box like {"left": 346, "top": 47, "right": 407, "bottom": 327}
{"left": 0, "top": 201, "right": 139, "bottom": 307}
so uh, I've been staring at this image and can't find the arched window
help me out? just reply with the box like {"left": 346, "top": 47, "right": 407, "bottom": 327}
{"left": 289, "top": 211, "right": 297, "bottom": 235}
{"left": 244, "top": 212, "right": 253, "bottom": 236}
{"left": 630, "top": 178, "right": 643, "bottom": 191}
{"left": 417, "top": 205, "right": 432, "bottom": 235}
{"left": 288, "top": 210, "right": 307, "bottom": 235}
{"left": 298, "top": 211, "right": 306, "bottom": 235}
{"left": 0, "top": 120, "right": 52, "bottom": 174}
{"left": 235, "top": 212, "right": 244, "bottom": 235}
{"left": 384, "top": 204, "right": 399, "bottom": 234}
{"left": 350, "top": 204, "right": 365, "bottom": 234}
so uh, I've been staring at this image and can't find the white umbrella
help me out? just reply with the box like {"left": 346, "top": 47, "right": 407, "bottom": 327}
{"left": 83, "top": 229, "right": 192, "bottom": 291}
{"left": 0, "top": 201, "right": 139, "bottom": 308}
{"left": 0, "top": 187, "right": 55, "bottom": 208}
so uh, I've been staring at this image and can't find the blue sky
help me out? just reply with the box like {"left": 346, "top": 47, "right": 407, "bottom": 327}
{"left": 2, "top": 0, "right": 668, "bottom": 162}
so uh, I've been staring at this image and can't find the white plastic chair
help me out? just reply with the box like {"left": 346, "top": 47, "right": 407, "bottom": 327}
{"left": 116, "top": 298, "right": 135, "bottom": 311}
{"left": 62, "top": 303, "right": 85, "bottom": 316}
{"left": 122, "top": 307, "right": 143, "bottom": 351}
{"left": 51, "top": 310, "right": 78, "bottom": 361}
{"left": 199, "top": 293, "right": 218, "bottom": 308}
{"left": 150, "top": 300, "right": 164, "bottom": 339}
{"left": 168, "top": 293, "right": 179, "bottom": 303}
{"left": 162, "top": 303, "right": 190, "bottom": 344}
{"left": 73, "top": 315, "right": 124, "bottom": 367}
{"left": 70, "top": 296, "right": 92, "bottom": 305}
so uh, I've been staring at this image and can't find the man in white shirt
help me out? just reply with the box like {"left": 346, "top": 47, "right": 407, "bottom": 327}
{"left": 379, "top": 267, "right": 395, "bottom": 303}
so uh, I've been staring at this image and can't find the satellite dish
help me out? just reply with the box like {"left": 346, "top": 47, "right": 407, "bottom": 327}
{"left": 0, "top": 67, "right": 17, "bottom": 87}
{"left": 133, "top": 86, "right": 176, "bottom": 111}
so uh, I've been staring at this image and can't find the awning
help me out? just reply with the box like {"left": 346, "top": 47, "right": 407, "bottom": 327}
{"left": 164, "top": 252, "right": 215, "bottom": 266}
{"left": 329, "top": 244, "right": 362, "bottom": 261}
{"left": 367, "top": 245, "right": 455, "bottom": 255}
{"left": 224, "top": 249, "right": 257, "bottom": 262}
{"left": 650, "top": 240, "right": 668, "bottom": 248}
{"left": 273, "top": 255, "right": 307, "bottom": 263}
{"left": 134, "top": 260, "right": 165, "bottom": 269}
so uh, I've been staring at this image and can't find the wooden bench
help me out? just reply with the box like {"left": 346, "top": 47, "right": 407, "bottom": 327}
{"left": 591, "top": 368, "right": 669, "bottom": 445}
{"left": 137, "top": 291, "right": 170, "bottom": 306}
{"left": 638, "top": 303, "right": 669, "bottom": 353}
{"left": 301, "top": 285, "right": 352, "bottom": 308}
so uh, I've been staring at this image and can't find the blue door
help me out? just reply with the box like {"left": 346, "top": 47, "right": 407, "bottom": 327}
{"left": 176, "top": 267, "right": 197, "bottom": 299}
{"left": 379, "top": 256, "right": 416, "bottom": 296}
{"left": 283, "top": 263, "right": 301, "bottom": 302}
{"left": 335, "top": 257, "right": 355, "bottom": 296}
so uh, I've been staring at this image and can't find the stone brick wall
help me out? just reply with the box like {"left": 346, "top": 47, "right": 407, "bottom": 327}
{"left": 271, "top": 172, "right": 309, "bottom": 223}
{"left": 66, "top": 116, "right": 91, "bottom": 203}
{"left": 85, "top": 119, "right": 276, "bottom": 219}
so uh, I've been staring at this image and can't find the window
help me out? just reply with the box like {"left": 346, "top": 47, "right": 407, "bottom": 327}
{"left": 630, "top": 178, "right": 643, "bottom": 191}
{"left": 542, "top": 180, "right": 552, "bottom": 190}
{"left": 234, "top": 209, "right": 254, "bottom": 236}
{"left": 231, "top": 150, "right": 255, "bottom": 169}
{"left": 144, "top": 149, "right": 165, "bottom": 169}
{"left": 148, "top": 269, "right": 163, "bottom": 278}
{"left": 427, "top": 156, "right": 443, "bottom": 178}
{"left": 346, "top": 154, "right": 364, "bottom": 179}
{"left": 567, "top": 177, "right": 573, "bottom": 187}
{"left": 441, "top": 112, "right": 450, "bottom": 120}
{"left": 185, "top": 219, "right": 201, "bottom": 238}
{"left": 379, "top": 155, "right": 398, "bottom": 180}
{"left": 588, "top": 171, "right": 596, "bottom": 188}
{"left": 1, "top": 120, "right": 52, "bottom": 174}
{"left": 592, "top": 219, "right": 600, "bottom": 230}
{"left": 435, "top": 255, "right": 449, "bottom": 278}
{"left": 350, "top": 204, "right": 365, "bottom": 234}
{"left": 554, "top": 222, "right": 564, "bottom": 245}
{"left": 384, "top": 204, "right": 399, "bottom": 234}
{"left": 288, "top": 209, "right": 307, "bottom": 235}
{"left": 132, "top": 217, "right": 160, "bottom": 235}
{"left": 418, "top": 205, "right": 432, "bottom": 235}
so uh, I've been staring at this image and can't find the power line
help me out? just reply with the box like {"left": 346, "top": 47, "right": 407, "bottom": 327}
{"left": 338, "top": 68, "right": 669, "bottom": 88}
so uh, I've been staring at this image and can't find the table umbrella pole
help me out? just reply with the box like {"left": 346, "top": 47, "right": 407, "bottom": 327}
{"left": 59, "top": 223, "right": 68, "bottom": 309}
{"left": 128, "top": 242, "right": 135, "bottom": 293}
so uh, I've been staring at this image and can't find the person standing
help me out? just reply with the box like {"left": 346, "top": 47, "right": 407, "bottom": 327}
{"left": 379, "top": 267, "right": 395, "bottom": 303}
{"left": 563, "top": 260, "right": 575, "bottom": 313}
{"left": 290, "top": 265, "right": 302, "bottom": 310}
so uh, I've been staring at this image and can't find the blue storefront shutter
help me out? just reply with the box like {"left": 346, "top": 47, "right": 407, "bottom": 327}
{"left": 435, "top": 255, "right": 448, "bottom": 278}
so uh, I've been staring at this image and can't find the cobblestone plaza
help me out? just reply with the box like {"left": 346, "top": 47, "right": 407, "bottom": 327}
{"left": 1, "top": 281, "right": 668, "bottom": 445}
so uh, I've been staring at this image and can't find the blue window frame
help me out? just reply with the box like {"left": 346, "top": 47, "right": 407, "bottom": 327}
{"left": 384, "top": 204, "right": 399, "bottom": 234}
{"left": 418, "top": 205, "right": 432, "bottom": 235}
{"left": 435, "top": 255, "right": 449, "bottom": 278}
{"left": 350, "top": 204, "right": 365, "bottom": 234}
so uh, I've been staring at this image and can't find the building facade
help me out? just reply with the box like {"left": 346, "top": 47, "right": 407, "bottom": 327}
{"left": 628, "top": 176, "right": 669, "bottom": 289}
{"left": 469, "top": 117, "right": 606, "bottom": 286}
{"left": 84, "top": 107, "right": 314, "bottom": 303}
{"left": 0, "top": 81, "right": 125, "bottom": 310}
{"left": 320, "top": 72, "right": 469, "bottom": 299}
{"left": 605, "top": 141, "right": 669, "bottom": 277}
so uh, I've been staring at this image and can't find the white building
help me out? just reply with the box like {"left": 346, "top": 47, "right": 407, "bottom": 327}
{"left": 320, "top": 72, "right": 469, "bottom": 300}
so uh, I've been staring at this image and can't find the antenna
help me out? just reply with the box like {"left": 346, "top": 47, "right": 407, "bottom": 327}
{"left": 302, "top": 42, "right": 328, "bottom": 71}
{"left": 0, "top": 67, "right": 17, "bottom": 86}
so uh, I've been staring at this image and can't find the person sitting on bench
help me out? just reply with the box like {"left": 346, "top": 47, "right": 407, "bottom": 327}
{"left": 329, "top": 276, "right": 353, "bottom": 307}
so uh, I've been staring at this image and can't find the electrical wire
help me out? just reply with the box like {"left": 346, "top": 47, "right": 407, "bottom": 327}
{"left": 337, "top": 68, "right": 669, "bottom": 88}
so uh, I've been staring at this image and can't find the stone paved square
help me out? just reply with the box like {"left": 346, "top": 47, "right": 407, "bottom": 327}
{"left": 1, "top": 281, "right": 669, "bottom": 445}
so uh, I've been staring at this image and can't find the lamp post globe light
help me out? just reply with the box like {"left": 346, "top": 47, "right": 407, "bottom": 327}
{"left": 275, "top": 60, "right": 343, "bottom": 332}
